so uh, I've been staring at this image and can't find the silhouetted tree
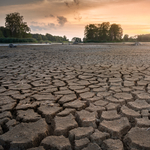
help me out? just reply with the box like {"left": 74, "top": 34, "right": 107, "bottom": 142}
{"left": 41, "top": 35, "right": 48, "bottom": 41}
{"left": 46, "top": 33, "right": 54, "bottom": 41}
{"left": 98, "top": 22, "right": 110, "bottom": 42}
{"left": 109, "top": 24, "right": 123, "bottom": 41}
{"left": 5, "top": 12, "right": 30, "bottom": 38}
{"left": 31, "top": 33, "right": 68, "bottom": 42}
{"left": 123, "top": 34, "right": 129, "bottom": 42}
{"left": 0, "top": 26, "right": 11, "bottom": 38}
{"left": 84, "top": 24, "right": 98, "bottom": 42}
{"left": 84, "top": 22, "right": 123, "bottom": 42}
{"left": 137, "top": 34, "right": 150, "bottom": 42}
{"left": 63, "top": 35, "right": 67, "bottom": 41}
{"left": 0, "top": 30, "right": 4, "bottom": 38}
{"left": 32, "top": 34, "right": 42, "bottom": 41}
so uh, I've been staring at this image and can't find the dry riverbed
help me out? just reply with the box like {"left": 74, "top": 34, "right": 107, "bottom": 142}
{"left": 0, "top": 44, "right": 150, "bottom": 150}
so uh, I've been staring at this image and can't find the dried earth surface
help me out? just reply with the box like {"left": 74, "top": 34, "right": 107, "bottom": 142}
{"left": 0, "top": 44, "right": 150, "bottom": 150}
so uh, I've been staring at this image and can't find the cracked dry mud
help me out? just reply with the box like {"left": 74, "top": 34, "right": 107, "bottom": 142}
{"left": 0, "top": 44, "right": 150, "bottom": 150}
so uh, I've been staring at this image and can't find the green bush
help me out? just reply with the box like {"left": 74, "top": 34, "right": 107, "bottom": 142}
{"left": 44, "top": 40, "right": 51, "bottom": 43}
{"left": 0, "top": 38, "right": 37, "bottom": 43}
{"left": 38, "top": 40, "right": 44, "bottom": 43}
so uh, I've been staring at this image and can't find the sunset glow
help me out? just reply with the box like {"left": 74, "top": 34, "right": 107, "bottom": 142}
{"left": 0, "top": 0, "right": 150, "bottom": 40}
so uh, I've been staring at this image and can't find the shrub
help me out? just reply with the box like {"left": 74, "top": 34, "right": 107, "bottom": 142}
{"left": 0, "top": 38, "right": 37, "bottom": 43}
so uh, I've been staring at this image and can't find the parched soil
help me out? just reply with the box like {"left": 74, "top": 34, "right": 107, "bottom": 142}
{"left": 0, "top": 44, "right": 150, "bottom": 150}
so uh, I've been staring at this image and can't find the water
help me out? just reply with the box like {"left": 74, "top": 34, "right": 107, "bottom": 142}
{"left": 0, "top": 43, "right": 62, "bottom": 47}
{"left": 0, "top": 42, "right": 150, "bottom": 47}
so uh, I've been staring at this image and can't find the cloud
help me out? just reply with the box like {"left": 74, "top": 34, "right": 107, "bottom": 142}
{"left": 47, "top": 23, "right": 56, "bottom": 28}
{"left": 30, "top": 25, "right": 46, "bottom": 31}
{"left": 57, "top": 16, "right": 68, "bottom": 26}
{"left": 49, "top": 14, "right": 55, "bottom": 18}
{"left": 30, "top": 22, "right": 56, "bottom": 31}
{"left": 0, "top": 0, "right": 43, "bottom": 6}
{"left": 123, "top": 24, "right": 150, "bottom": 30}
{"left": 30, "top": 21, "right": 38, "bottom": 25}
{"left": 74, "top": 12, "right": 82, "bottom": 21}
{"left": 74, "top": 0, "right": 80, "bottom": 5}
{"left": 63, "top": 0, "right": 147, "bottom": 11}
{"left": 45, "top": 14, "right": 55, "bottom": 18}
{"left": 30, "top": 16, "right": 68, "bottom": 31}
{"left": 63, "top": 0, "right": 82, "bottom": 22}
{"left": 30, "top": 21, "right": 46, "bottom": 25}
{"left": 64, "top": 1, "right": 70, "bottom": 8}
{"left": 64, "top": 0, "right": 80, "bottom": 8}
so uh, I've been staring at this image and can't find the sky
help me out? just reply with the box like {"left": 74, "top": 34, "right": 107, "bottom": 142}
{"left": 0, "top": 0, "right": 150, "bottom": 40}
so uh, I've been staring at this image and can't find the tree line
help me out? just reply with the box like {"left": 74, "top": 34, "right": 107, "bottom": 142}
{"left": 1, "top": 12, "right": 150, "bottom": 43}
{"left": 137, "top": 34, "right": 150, "bottom": 42}
{"left": 84, "top": 22, "right": 123, "bottom": 42}
{"left": 0, "top": 12, "right": 68, "bottom": 43}
{"left": 122, "top": 34, "right": 150, "bottom": 42}
{"left": 84, "top": 23, "right": 150, "bottom": 43}
{"left": 32, "top": 34, "right": 68, "bottom": 43}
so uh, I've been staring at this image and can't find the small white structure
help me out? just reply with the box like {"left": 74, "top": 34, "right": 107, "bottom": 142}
{"left": 134, "top": 42, "right": 141, "bottom": 46}
{"left": 72, "top": 37, "right": 81, "bottom": 44}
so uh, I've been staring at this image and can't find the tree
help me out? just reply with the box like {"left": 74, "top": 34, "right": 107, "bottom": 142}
{"left": 137, "top": 34, "right": 150, "bottom": 42}
{"left": 41, "top": 35, "right": 48, "bottom": 41}
{"left": 123, "top": 34, "right": 129, "bottom": 42}
{"left": 84, "top": 22, "right": 123, "bottom": 42}
{"left": 0, "top": 30, "right": 4, "bottom": 38}
{"left": 63, "top": 35, "right": 66, "bottom": 41}
{"left": 98, "top": 22, "right": 110, "bottom": 42}
{"left": 0, "top": 26, "right": 11, "bottom": 38}
{"left": 5, "top": 12, "right": 30, "bottom": 38}
{"left": 84, "top": 24, "right": 98, "bottom": 42}
{"left": 31, "top": 33, "right": 67, "bottom": 43}
{"left": 32, "top": 34, "right": 42, "bottom": 41}
{"left": 109, "top": 24, "right": 123, "bottom": 41}
{"left": 46, "top": 33, "right": 54, "bottom": 41}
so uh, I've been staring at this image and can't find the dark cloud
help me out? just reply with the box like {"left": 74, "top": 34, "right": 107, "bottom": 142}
{"left": 30, "top": 21, "right": 39, "bottom": 25}
{"left": 30, "top": 22, "right": 56, "bottom": 31}
{"left": 64, "top": 0, "right": 82, "bottom": 21}
{"left": 80, "top": 0, "right": 146, "bottom": 8}
{"left": 47, "top": 23, "right": 56, "bottom": 29}
{"left": 50, "top": 14, "right": 55, "bottom": 18}
{"left": 63, "top": 0, "right": 146, "bottom": 10}
{"left": 0, "top": 0, "right": 42, "bottom": 6}
{"left": 57, "top": 16, "right": 68, "bottom": 26}
{"left": 74, "top": 0, "right": 79, "bottom": 5}
{"left": 64, "top": 0, "right": 80, "bottom": 8}
{"left": 45, "top": 14, "right": 55, "bottom": 18}
{"left": 64, "top": 2, "right": 70, "bottom": 8}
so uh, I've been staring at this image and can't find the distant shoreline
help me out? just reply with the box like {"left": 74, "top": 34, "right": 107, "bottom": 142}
{"left": 1, "top": 42, "right": 150, "bottom": 47}
{"left": 0, "top": 43, "right": 63, "bottom": 47}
